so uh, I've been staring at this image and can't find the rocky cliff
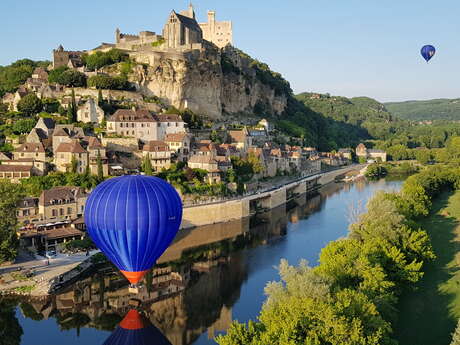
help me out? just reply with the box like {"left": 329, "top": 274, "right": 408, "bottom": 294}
{"left": 130, "top": 45, "right": 290, "bottom": 119}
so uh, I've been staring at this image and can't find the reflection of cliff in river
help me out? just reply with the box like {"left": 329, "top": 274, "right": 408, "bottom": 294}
{"left": 4, "top": 191, "right": 328, "bottom": 345}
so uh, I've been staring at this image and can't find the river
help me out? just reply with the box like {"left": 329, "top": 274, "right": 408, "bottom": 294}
{"left": 0, "top": 178, "right": 403, "bottom": 345}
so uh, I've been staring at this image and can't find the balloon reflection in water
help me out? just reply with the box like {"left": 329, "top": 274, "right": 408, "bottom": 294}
{"left": 103, "top": 309, "right": 171, "bottom": 345}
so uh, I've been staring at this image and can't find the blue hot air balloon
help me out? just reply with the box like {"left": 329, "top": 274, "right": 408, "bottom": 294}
{"left": 103, "top": 310, "right": 172, "bottom": 345}
{"left": 84, "top": 175, "right": 182, "bottom": 284}
{"left": 421, "top": 45, "right": 436, "bottom": 62}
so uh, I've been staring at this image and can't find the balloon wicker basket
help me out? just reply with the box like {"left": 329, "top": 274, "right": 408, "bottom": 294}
{"left": 128, "top": 284, "right": 144, "bottom": 294}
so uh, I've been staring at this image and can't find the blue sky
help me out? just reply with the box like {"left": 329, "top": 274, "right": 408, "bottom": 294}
{"left": 1, "top": 0, "right": 458, "bottom": 102}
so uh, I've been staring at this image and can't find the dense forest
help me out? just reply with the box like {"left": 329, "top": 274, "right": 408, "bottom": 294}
{"left": 385, "top": 98, "right": 460, "bottom": 121}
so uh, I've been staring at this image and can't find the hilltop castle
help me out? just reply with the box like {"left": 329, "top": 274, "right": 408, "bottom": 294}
{"left": 115, "top": 4, "right": 232, "bottom": 50}
{"left": 53, "top": 4, "right": 232, "bottom": 68}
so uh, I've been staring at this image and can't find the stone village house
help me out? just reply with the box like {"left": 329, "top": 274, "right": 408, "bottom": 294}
{"left": 142, "top": 140, "right": 172, "bottom": 172}
{"left": 77, "top": 98, "right": 104, "bottom": 124}
{"left": 107, "top": 109, "right": 186, "bottom": 143}
{"left": 54, "top": 140, "right": 88, "bottom": 173}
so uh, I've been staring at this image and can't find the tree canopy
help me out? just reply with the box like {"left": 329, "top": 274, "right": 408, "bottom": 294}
{"left": 217, "top": 165, "right": 460, "bottom": 345}
{"left": 17, "top": 93, "right": 43, "bottom": 116}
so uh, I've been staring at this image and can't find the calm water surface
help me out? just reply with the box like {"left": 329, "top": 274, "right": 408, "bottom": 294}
{"left": 3, "top": 178, "right": 403, "bottom": 345}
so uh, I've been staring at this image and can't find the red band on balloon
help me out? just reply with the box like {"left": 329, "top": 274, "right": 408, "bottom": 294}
{"left": 120, "top": 310, "right": 145, "bottom": 330}
{"left": 120, "top": 269, "right": 149, "bottom": 284}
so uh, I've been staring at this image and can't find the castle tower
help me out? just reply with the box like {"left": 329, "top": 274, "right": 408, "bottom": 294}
{"left": 180, "top": 3, "right": 195, "bottom": 19}
{"left": 187, "top": 3, "right": 195, "bottom": 19}
{"left": 198, "top": 10, "right": 233, "bottom": 48}
{"left": 208, "top": 10, "right": 216, "bottom": 23}
{"left": 115, "top": 28, "right": 121, "bottom": 44}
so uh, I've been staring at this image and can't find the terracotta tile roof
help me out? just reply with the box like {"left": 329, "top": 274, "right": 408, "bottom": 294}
{"left": 18, "top": 197, "right": 39, "bottom": 208}
{"left": 155, "top": 114, "right": 183, "bottom": 122}
{"left": 39, "top": 186, "right": 86, "bottom": 206}
{"left": 109, "top": 109, "right": 155, "bottom": 122}
{"left": 0, "top": 165, "right": 33, "bottom": 172}
{"left": 56, "top": 140, "right": 87, "bottom": 154}
{"left": 44, "top": 227, "right": 84, "bottom": 241}
{"left": 143, "top": 140, "right": 169, "bottom": 152}
{"left": 53, "top": 127, "right": 69, "bottom": 137}
{"left": 15, "top": 142, "right": 45, "bottom": 153}
{"left": 228, "top": 130, "right": 247, "bottom": 143}
{"left": 87, "top": 136, "right": 103, "bottom": 149}
{"left": 16, "top": 86, "right": 28, "bottom": 97}
{"left": 53, "top": 125, "right": 85, "bottom": 138}
{"left": 164, "top": 133, "right": 187, "bottom": 142}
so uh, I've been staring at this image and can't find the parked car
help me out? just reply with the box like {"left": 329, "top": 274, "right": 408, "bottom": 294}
{"left": 45, "top": 250, "right": 57, "bottom": 259}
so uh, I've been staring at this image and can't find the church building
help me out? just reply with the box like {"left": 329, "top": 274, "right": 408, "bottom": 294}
{"left": 163, "top": 4, "right": 203, "bottom": 49}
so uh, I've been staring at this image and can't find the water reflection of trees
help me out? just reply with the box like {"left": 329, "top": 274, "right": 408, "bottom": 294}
{"left": 2, "top": 190, "right": 330, "bottom": 345}
{"left": 0, "top": 299, "right": 23, "bottom": 345}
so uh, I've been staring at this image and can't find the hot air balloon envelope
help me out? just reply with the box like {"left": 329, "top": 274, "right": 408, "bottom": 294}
{"left": 421, "top": 45, "right": 436, "bottom": 62}
{"left": 103, "top": 310, "right": 172, "bottom": 345}
{"left": 84, "top": 175, "right": 182, "bottom": 284}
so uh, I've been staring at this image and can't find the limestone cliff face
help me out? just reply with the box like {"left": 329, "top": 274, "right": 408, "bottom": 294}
{"left": 131, "top": 46, "right": 289, "bottom": 119}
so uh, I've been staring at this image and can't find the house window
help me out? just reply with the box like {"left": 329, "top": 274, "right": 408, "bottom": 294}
{"left": 67, "top": 207, "right": 72, "bottom": 215}
{"left": 120, "top": 123, "right": 123, "bottom": 128}
{"left": 52, "top": 209, "right": 57, "bottom": 217}
{"left": 59, "top": 208, "right": 64, "bottom": 216}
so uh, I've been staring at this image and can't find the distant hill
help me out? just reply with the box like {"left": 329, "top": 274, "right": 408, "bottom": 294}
{"left": 296, "top": 93, "right": 394, "bottom": 126}
{"left": 294, "top": 93, "right": 402, "bottom": 143}
{"left": 385, "top": 98, "right": 460, "bottom": 121}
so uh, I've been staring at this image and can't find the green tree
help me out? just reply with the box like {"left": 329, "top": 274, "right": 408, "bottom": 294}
{"left": 451, "top": 319, "right": 460, "bottom": 345}
{"left": 12, "top": 118, "right": 36, "bottom": 134}
{"left": 67, "top": 89, "right": 77, "bottom": 124}
{"left": 365, "top": 163, "right": 387, "bottom": 179}
{"left": 97, "top": 89, "right": 103, "bottom": 106}
{"left": 48, "top": 66, "right": 69, "bottom": 84}
{"left": 70, "top": 155, "right": 78, "bottom": 173}
{"left": 96, "top": 150, "right": 104, "bottom": 180}
{"left": 414, "top": 149, "right": 433, "bottom": 165}
{"left": 87, "top": 75, "right": 130, "bottom": 90}
{"left": 447, "top": 137, "right": 460, "bottom": 162}
{"left": 83, "top": 49, "right": 128, "bottom": 71}
{"left": 0, "top": 181, "right": 24, "bottom": 263}
{"left": 57, "top": 70, "right": 87, "bottom": 87}
{"left": 142, "top": 154, "right": 153, "bottom": 176}
{"left": 17, "top": 93, "right": 43, "bottom": 115}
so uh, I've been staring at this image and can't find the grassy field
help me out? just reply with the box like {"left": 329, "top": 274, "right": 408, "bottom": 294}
{"left": 395, "top": 190, "right": 460, "bottom": 345}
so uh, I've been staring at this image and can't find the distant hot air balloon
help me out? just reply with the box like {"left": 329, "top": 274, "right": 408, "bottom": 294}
{"left": 421, "top": 45, "right": 436, "bottom": 62}
{"left": 84, "top": 175, "right": 182, "bottom": 285}
{"left": 103, "top": 310, "right": 172, "bottom": 345}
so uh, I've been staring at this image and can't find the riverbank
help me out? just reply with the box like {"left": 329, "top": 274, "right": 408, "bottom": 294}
{"left": 395, "top": 190, "right": 460, "bottom": 345}
{"left": 180, "top": 164, "right": 365, "bottom": 229}
{"left": 0, "top": 250, "right": 100, "bottom": 296}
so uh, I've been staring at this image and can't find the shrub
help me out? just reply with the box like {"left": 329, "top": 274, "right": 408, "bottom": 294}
{"left": 87, "top": 75, "right": 131, "bottom": 90}
{"left": 83, "top": 49, "right": 128, "bottom": 71}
